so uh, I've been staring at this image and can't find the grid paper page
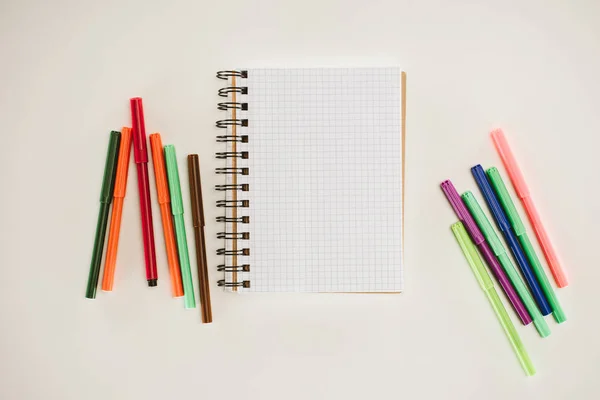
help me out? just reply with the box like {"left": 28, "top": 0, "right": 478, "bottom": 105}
{"left": 234, "top": 68, "right": 403, "bottom": 292}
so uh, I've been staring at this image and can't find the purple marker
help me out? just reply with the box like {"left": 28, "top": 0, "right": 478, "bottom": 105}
{"left": 441, "top": 180, "right": 532, "bottom": 325}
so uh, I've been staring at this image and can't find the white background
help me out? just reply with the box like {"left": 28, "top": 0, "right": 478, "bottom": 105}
{"left": 1, "top": 0, "right": 599, "bottom": 399}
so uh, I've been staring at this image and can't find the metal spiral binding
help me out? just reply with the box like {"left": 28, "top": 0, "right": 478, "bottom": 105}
{"left": 217, "top": 102, "right": 248, "bottom": 111}
{"left": 217, "top": 279, "right": 251, "bottom": 288}
{"left": 216, "top": 200, "right": 249, "bottom": 208}
{"left": 216, "top": 216, "right": 250, "bottom": 223}
{"left": 216, "top": 248, "right": 250, "bottom": 256}
{"left": 215, "top": 167, "right": 249, "bottom": 175}
{"left": 217, "top": 264, "right": 250, "bottom": 272}
{"left": 216, "top": 69, "right": 250, "bottom": 289}
{"left": 216, "top": 151, "right": 249, "bottom": 159}
{"left": 218, "top": 86, "right": 248, "bottom": 97}
{"left": 215, "top": 119, "right": 248, "bottom": 128}
{"left": 216, "top": 135, "right": 248, "bottom": 143}
{"left": 217, "top": 70, "right": 248, "bottom": 80}
{"left": 215, "top": 184, "right": 249, "bottom": 191}
{"left": 217, "top": 232, "right": 250, "bottom": 240}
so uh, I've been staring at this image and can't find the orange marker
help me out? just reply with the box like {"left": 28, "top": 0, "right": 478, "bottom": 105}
{"left": 102, "top": 127, "right": 132, "bottom": 291}
{"left": 149, "top": 133, "right": 184, "bottom": 297}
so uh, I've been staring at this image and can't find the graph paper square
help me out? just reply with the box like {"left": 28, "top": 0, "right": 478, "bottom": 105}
{"left": 229, "top": 67, "right": 403, "bottom": 292}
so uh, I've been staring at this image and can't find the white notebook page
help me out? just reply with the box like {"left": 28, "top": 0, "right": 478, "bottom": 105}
{"left": 233, "top": 67, "right": 403, "bottom": 292}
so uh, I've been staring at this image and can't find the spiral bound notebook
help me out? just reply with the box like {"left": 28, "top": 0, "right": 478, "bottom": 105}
{"left": 216, "top": 68, "right": 406, "bottom": 292}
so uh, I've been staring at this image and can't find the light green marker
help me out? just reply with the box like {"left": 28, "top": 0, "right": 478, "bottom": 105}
{"left": 462, "top": 191, "right": 550, "bottom": 337}
{"left": 451, "top": 221, "right": 536, "bottom": 376}
{"left": 165, "top": 145, "right": 196, "bottom": 309}
{"left": 487, "top": 167, "right": 566, "bottom": 324}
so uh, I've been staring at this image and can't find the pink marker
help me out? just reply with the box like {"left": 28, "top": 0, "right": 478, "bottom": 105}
{"left": 491, "top": 129, "right": 568, "bottom": 288}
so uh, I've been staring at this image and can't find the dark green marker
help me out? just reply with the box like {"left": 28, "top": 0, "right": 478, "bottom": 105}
{"left": 86, "top": 131, "right": 121, "bottom": 299}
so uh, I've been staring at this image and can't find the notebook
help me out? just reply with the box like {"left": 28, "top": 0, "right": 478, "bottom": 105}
{"left": 215, "top": 68, "right": 406, "bottom": 292}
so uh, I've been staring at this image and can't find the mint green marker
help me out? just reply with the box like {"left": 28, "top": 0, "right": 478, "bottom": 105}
{"left": 451, "top": 222, "right": 535, "bottom": 376}
{"left": 487, "top": 167, "right": 566, "bottom": 323}
{"left": 165, "top": 145, "right": 196, "bottom": 309}
{"left": 462, "top": 191, "right": 550, "bottom": 337}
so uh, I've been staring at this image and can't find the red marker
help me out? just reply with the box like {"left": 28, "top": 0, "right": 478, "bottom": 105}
{"left": 130, "top": 97, "right": 158, "bottom": 286}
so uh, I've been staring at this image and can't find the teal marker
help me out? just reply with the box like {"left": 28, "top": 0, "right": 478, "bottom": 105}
{"left": 164, "top": 145, "right": 196, "bottom": 309}
{"left": 487, "top": 167, "right": 566, "bottom": 323}
{"left": 462, "top": 191, "right": 550, "bottom": 337}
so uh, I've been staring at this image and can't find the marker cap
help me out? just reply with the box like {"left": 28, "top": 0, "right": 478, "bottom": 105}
{"left": 486, "top": 167, "right": 526, "bottom": 236}
{"left": 462, "top": 191, "right": 504, "bottom": 257}
{"left": 441, "top": 180, "right": 484, "bottom": 244}
{"left": 164, "top": 145, "right": 183, "bottom": 215}
{"left": 113, "top": 127, "right": 132, "bottom": 198}
{"left": 130, "top": 97, "right": 148, "bottom": 163}
{"left": 100, "top": 131, "right": 121, "bottom": 204}
{"left": 149, "top": 133, "right": 171, "bottom": 204}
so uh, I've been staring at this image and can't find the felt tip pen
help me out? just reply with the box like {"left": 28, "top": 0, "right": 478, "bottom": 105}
{"left": 487, "top": 167, "right": 566, "bottom": 324}
{"left": 462, "top": 191, "right": 550, "bottom": 337}
{"left": 441, "top": 180, "right": 531, "bottom": 325}
{"left": 102, "top": 127, "right": 132, "bottom": 292}
{"left": 491, "top": 129, "right": 567, "bottom": 287}
{"left": 188, "top": 154, "right": 213, "bottom": 322}
{"left": 131, "top": 97, "right": 158, "bottom": 287}
{"left": 471, "top": 165, "right": 551, "bottom": 316}
{"left": 86, "top": 131, "right": 121, "bottom": 299}
{"left": 164, "top": 145, "right": 196, "bottom": 309}
{"left": 451, "top": 222, "right": 536, "bottom": 376}
{"left": 149, "top": 133, "right": 184, "bottom": 298}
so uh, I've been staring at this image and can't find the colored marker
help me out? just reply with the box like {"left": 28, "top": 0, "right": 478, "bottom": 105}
{"left": 491, "top": 129, "right": 568, "bottom": 287}
{"left": 164, "top": 145, "right": 196, "bottom": 309}
{"left": 471, "top": 165, "right": 551, "bottom": 316}
{"left": 188, "top": 154, "right": 213, "bottom": 323}
{"left": 462, "top": 191, "right": 550, "bottom": 337}
{"left": 451, "top": 222, "right": 535, "bottom": 376}
{"left": 102, "top": 127, "right": 133, "bottom": 292}
{"left": 441, "top": 180, "right": 531, "bottom": 325}
{"left": 86, "top": 131, "right": 121, "bottom": 299}
{"left": 131, "top": 97, "right": 158, "bottom": 287}
{"left": 149, "top": 134, "right": 184, "bottom": 298}
{"left": 487, "top": 167, "right": 566, "bottom": 323}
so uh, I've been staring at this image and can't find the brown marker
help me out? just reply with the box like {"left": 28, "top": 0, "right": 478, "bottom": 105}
{"left": 188, "top": 155, "right": 212, "bottom": 323}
